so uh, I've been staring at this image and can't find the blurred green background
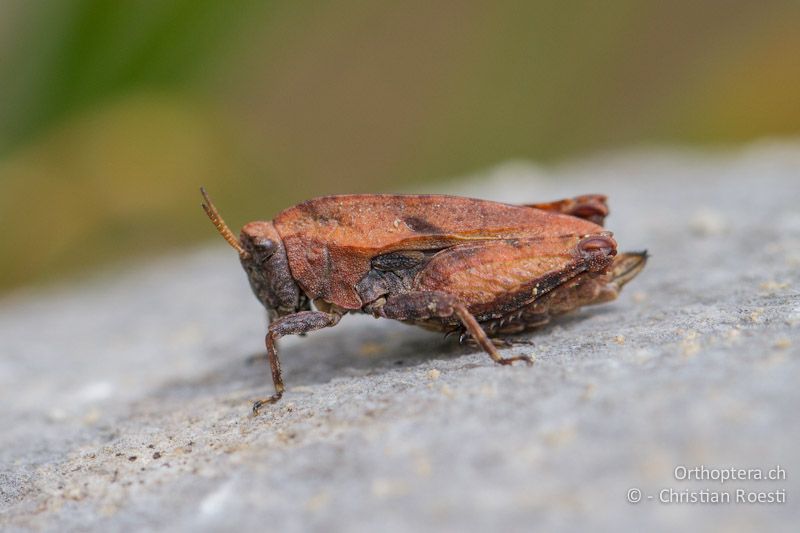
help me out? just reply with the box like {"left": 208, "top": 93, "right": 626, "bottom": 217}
{"left": 1, "top": 0, "right": 798, "bottom": 293}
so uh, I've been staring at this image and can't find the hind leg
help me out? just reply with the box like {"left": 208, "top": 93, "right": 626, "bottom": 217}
{"left": 525, "top": 194, "right": 609, "bottom": 225}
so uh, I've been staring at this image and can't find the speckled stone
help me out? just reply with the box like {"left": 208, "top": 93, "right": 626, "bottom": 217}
{"left": 2, "top": 142, "right": 799, "bottom": 532}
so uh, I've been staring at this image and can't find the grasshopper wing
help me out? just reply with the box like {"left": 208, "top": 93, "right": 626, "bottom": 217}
{"left": 273, "top": 195, "right": 607, "bottom": 309}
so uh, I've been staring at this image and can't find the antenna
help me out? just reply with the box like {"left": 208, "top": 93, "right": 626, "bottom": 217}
{"left": 200, "top": 187, "right": 250, "bottom": 259}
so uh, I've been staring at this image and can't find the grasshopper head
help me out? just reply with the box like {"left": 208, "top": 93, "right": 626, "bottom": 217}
{"left": 239, "top": 221, "right": 302, "bottom": 318}
{"left": 201, "top": 188, "right": 301, "bottom": 319}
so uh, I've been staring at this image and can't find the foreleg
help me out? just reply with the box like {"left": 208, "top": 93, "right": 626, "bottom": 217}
{"left": 252, "top": 311, "right": 341, "bottom": 414}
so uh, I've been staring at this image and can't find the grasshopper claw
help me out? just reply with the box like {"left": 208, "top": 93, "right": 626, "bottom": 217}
{"left": 252, "top": 393, "right": 283, "bottom": 415}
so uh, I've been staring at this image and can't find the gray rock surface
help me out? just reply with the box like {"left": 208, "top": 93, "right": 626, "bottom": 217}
{"left": 1, "top": 142, "right": 799, "bottom": 532}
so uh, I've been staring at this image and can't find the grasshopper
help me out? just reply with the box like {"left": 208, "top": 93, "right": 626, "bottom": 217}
{"left": 201, "top": 190, "right": 646, "bottom": 413}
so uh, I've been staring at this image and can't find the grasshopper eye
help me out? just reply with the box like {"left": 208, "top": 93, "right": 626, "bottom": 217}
{"left": 252, "top": 238, "right": 276, "bottom": 263}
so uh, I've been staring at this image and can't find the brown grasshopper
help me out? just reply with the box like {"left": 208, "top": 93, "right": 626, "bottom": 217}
{"left": 201, "top": 190, "right": 646, "bottom": 413}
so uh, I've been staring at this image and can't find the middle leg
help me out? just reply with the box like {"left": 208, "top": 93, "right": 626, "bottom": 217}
{"left": 377, "top": 291, "right": 533, "bottom": 366}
